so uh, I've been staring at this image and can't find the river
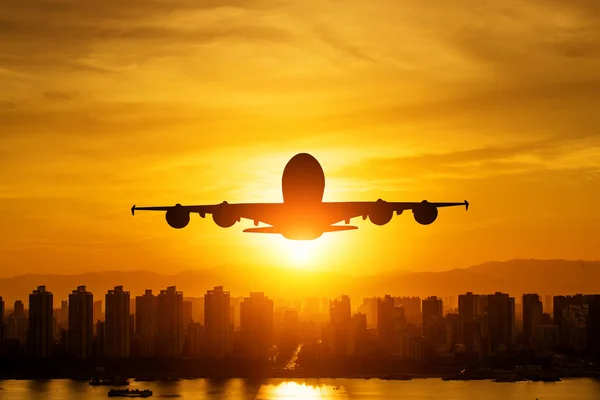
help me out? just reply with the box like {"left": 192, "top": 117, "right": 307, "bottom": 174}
{"left": 1, "top": 378, "right": 599, "bottom": 399}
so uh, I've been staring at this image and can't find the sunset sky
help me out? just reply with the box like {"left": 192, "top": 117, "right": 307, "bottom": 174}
{"left": 1, "top": 0, "right": 600, "bottom": 278}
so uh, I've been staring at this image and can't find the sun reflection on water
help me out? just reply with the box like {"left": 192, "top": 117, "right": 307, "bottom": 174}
{"left": 257, "top": 381, "right": 347, "bottom": 400}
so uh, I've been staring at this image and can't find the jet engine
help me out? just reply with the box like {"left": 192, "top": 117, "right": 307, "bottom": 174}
{"left": 413, "top": 201, "right": 438, "bottom": 225}
{"left": 369, "top": 199, "right": 394, "bottom": 226}
{"left": 212, "top": 202, "right": 238, "bottom": 228}
{"left": 165, "top": 204, "right": 190, "bottom": 229}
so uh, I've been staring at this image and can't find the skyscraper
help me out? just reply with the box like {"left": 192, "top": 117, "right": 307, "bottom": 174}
{"left": 458, "top": 292, "right": 480, "bottom": 351}
{"left": 587, "top": 295, "right": 600, "bottom": 360}
{"left": 136, "top": 290, "right": 158, "bottom": 357}
{"left": 522, "top": 294, "right": 543, "bottom": 344}
{"left": 278, "top": 308, "right": 299, "bottom": 352}
{"left": 204, "top": 286, "right": 231, "bottom": 359}
{"left": 330, "top": 295, "right": 351, "bottom": 356}
{"left": 158, "top": 286, "right": 184, "bottom": 357}
{"left": 105, "top": 286, "right": 130, "bottom": 358}
{"left": 240, "top": 292, "right": 274, "bottom": 359}
{"left": 0, "top": 296, "right": 4, "bottom": 351}
{"left": 183, "top": 301, "right": 193, "bottom": 325}
{"left": 68, "top": 285, "right": 93, "bottom": 359}
{"left": 377, "top": 295, "right": 395, "bottom": 353}
{"left": 553, "top": 294, "right": 586, "bottom": 346}
{"left": 349, "top": 313, "right": 367, "bottom": 355}
{"left": 27, "top": 285, "right": 53, "bottom": 358}
{"left": 422, "top": 296, "right": 444, "bottom": 354}
{"left": 13, "top": 300, "right": 25, "bottom": 317}
{"left": 487, "top": 292, "right": 515, "bottom": 353}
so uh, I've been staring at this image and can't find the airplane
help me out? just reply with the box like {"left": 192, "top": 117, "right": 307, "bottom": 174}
{"left": 131, "top": 153, "right": 469, "bottom": 240}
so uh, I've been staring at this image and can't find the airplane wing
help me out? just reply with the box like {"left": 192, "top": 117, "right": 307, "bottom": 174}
{"left": 323, "top": 199, "right": 469, "bottom": 226}
{"left": 131, "top": 202, "right": 284, "bottom": 229}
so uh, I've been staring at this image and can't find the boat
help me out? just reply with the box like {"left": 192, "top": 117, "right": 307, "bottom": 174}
{"left": 108, "top": 389, "right": 153, "bottom": 398}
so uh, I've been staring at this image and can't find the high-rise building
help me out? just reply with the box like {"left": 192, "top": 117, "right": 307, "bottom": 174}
{"left": 330, "top": 295, "right": 351, "bottom": 356}
{"left": 5, "top": 314, "right": 28, "bottom": 349}
{"left": 394, "top": 297, "right": 421, "bottom": 325}
{"left": 13, "top": 300, "right": 25, "bottom": 317}
{"left": 183, "top": 301, "right": 193, "bottom": 325}
{"left": 378, "top": 295, "right": 395, "bottom": 352}
{"left": 422, "top": 296, "right": 444, "bottom": 354}
{"left": 105, "top": 286, "right": 130, "bottom": 358}
{"left": 487, "top": 292, "right": 515, "bottom": 353}
{"left": 68, "top": 285, "right": 93, "bottom": 359}
{"left": 184, "top": 322, "right": 204, "bottom": 356}
{"left": 358, "top": 297, "right": 379, "bottom": 328}
{"left": 136, "top": 290, "right": 158, "bottom": 357}
{"left": 522, "top": 294, "right": 543, "bottom": 344}
{"left": 28, "top": 285, "right": 53, "bottom": 358}
{"left": 458, "top": 292, "right": 480, "bottom": 351}
{"left": 588, "top": 295, "right": 600, "bottom": 360}
{"left": 240, "top": 292, "right": 274, "bottom": 359}
{"left": 445, "top": 313, "right": 460, "bottom": 352}
{"left": 349, "top": 313, "right": 367, "bottom": 355}
{"left": 204, "top": 286, "right": 231, "bottom": 358}
{"left": 553, "top": 294, "right": 587, "bottom": 346}
{"left": 0, "top": 296, "right": 4, "bottom": 351}
{"left": 158, "top": 286, "right": 184, "bottom": 357}
{"left": 278, "top": 308, "right": 299, "bottom": 351}
{"left": 56, "top": 300, "right": 68, "bottom": 326}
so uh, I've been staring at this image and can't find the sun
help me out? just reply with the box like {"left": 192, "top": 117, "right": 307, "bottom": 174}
{"left": 264, "top": 234, "right": 339, "bottom": 269}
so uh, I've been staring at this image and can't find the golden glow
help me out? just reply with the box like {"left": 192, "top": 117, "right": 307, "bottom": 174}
{"left": 2, "top": 0, "right": 600, "bottom": 278}
{"left": 263, "top": 234, "right": 344, "bottom": 270}
{"left": 257, "top": 381, "right": 344, "bottom": 400}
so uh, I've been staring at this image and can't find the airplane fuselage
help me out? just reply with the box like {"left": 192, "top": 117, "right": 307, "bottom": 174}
{"left": 279, "top": 153, "right": 329, "bottom": 239}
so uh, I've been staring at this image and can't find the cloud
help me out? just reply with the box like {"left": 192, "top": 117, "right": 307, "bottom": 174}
{"left": 0, "top": 0, "right": 292, "bottom": 74}
{"left": 313, "top": 26, "right": 375, "bottom": 62}
{"left": 333, "top": 136, "right": 600, "bottom": 183}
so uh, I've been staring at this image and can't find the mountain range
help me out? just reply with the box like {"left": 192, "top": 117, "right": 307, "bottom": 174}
{"left": 0, "top": 259, "right": 599, "bottom": 306}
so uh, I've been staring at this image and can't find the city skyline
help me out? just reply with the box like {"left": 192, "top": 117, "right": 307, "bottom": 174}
{"left": 2, "top": 1, "right": 600, "bottom": 278}
{"left": 2, "top": 282, "right": 599, "bottom": 362}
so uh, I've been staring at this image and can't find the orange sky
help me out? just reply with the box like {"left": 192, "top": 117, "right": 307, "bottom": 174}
{"left": 1, "top": 0, "right": 600, "bottom": 278}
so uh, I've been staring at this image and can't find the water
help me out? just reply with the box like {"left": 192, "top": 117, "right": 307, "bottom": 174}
{"left": 1, "top": 378, "right": 599, "bottom": 399}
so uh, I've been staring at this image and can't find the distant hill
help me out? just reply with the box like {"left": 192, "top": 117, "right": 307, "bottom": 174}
{"left": 0, "top": 259, "right": 599, "bottom": 306}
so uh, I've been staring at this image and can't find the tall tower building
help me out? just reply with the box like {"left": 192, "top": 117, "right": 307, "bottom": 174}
{"left": 587, "top": 295, "right": 600, "bottom": 360}
{"left": 204, "top": 286, "right": 231, "bottom": 358}
{"left": 240, "top": 292, "right": 274, "bottom": 359}
{"left": 330, "top": 295, "right": 351, "bottom": 356}
{"left": 377, "top": 295, "right": 395, "bottom": 353}
{"left": 68, "top": 285, "right": 93, "bottom": 359}
{"left": 13, "top": 300, "right": 25, "bottom": 317}
{"left": 522, "top": 294, "right": 543, "bottom": 344}
{"left": 28, "top": 286, "right": 53, "bottom": 358}
{"left": 422, "top": 296, "right": 444, "bottom": 353}
{"left": 553, "top": 294, "right": 587, "bottom": 346}
{"left": 157, "top": 286, "right": 184, "bottom": 357}
{"left": 136, "top": 290, "right": 158, "bottom": 357}
{"left": 458, "top": 292, "right": 480, "bottom": 351}
{"left": 0, "top": 296, "right": 4, "bottom": 351}
{"left": 105, "top": 286, "right": 130, "bottom": 358}
{"left": 487, "top": 292, "right": 515, "bottom": 353}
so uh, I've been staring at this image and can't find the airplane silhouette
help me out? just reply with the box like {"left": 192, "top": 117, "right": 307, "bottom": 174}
{"left": 131, "top": 153, "right": 469, "bottom": 240}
